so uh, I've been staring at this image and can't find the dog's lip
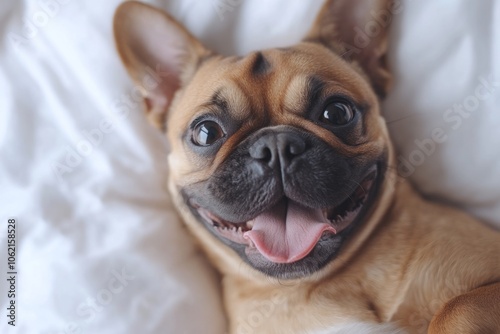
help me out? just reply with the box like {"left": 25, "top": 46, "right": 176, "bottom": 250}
{"left": 324, "top": 166, "right": 377, "bottom": 231}
{"left": 195, "top": 206, "right": 252, "bottom": 245}
{"left": 191, "top": 165, "right": 378, "bottom": 259}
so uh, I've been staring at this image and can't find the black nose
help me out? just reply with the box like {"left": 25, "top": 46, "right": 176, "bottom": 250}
{"left": 249, "top": 131, "right": 307, "bottom": 169}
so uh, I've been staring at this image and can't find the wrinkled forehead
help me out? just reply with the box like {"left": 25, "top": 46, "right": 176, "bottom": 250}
{"left": 167, "top": 43, "right": 376, "bottom": 134}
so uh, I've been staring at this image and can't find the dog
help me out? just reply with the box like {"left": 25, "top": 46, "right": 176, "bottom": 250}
{"left": 113, "top": 0, "right": 500, "bottom": 333}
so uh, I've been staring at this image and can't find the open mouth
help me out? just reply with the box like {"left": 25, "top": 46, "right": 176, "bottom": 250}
{"left": 194, "top": 166, "right": 378, "bottom": 265}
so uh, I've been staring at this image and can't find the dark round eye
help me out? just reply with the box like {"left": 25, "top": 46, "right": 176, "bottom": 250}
{"left": 321, "top": 102, "right": 355, "bottom": 126}
{"left": 192, "top": 121, "right": 224, "bottom": 146}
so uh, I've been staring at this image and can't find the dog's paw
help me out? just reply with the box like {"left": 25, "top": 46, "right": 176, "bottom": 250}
{"left": 428, "top": 283, "right": 500, "bottom": 334}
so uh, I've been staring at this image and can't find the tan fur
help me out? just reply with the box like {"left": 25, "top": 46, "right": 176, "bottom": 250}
{"left": 428, "top": 282, "right": 500, "bottom": 334}
{"left": 114, "top": 1, "right": 500, "bottom": 333}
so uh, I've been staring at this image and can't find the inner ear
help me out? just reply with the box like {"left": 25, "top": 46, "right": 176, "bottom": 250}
{"left": 305, "top": 0, "right": 396, "bottom": 98}
{"left": 113, "top": 1, "right": 212, "bottom": 130}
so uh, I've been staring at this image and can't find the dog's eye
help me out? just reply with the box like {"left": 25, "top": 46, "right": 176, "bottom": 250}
{"left": 321, "top": 102, "right": 355, "bottom": 126}
{"left": 192, "top": 121, "right": 224, "bottom": 146}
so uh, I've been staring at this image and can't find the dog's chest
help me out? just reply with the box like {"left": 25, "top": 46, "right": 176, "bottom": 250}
{"left": 223, "top": 279, "right": 379, "bottom": 334}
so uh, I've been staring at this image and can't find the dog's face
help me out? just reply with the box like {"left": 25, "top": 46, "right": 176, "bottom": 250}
{"left": 114, "top": 0, "right": 397, "bottom": 280}
{"left": 165, "top": 45, "right": 390, "bottom": 279}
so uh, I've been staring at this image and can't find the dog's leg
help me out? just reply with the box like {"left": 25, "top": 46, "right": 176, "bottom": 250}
{"left": 428, "top": 282, "right": 500, "bottom": 334}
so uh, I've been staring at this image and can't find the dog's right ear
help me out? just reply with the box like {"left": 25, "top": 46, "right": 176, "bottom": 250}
{"left": 113, "top": 1, "right": 211, "bottom": 130}
{"left": 305, "top": 0, "right": 395, "bottom": 98}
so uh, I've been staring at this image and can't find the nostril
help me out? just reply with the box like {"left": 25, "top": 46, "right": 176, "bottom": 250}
{"left": 288, "top": 141, "right": 306, "bottom": 156}
{"left": 257, "top": 147, "right": 272, "bottom": 161}
{"left": 250, "top": 141, "right": 273, "bottom": 162}
{"left": 280, "top": 135, "right": 306, "bottom": 162}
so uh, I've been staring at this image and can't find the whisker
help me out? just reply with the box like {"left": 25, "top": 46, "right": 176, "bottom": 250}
{"left": 384, "top": 113, "right": 418, "bottom": 125}
{"left": 349, "top": 179, "right": 367, "bottom": 196}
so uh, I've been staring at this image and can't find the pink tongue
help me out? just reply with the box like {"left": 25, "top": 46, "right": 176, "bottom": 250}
{"left": 243, "top": 200, "right": 336, "bottom": 264}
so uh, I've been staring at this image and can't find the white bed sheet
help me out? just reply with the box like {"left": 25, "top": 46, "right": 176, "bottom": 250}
{"left": 0, "top": 1, "right": 498, "bottom": 334}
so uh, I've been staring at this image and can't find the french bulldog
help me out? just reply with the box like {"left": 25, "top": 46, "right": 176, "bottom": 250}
{"left": 113, "top": 0, "right": 500, "bottom": 333}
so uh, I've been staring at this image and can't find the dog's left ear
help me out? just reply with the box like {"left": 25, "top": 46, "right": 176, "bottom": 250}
{"left": 113, "top": 1, "right": 211, "bottom": 129}
{"left": 305, "top": 0, "right": 395, "bottom": 98}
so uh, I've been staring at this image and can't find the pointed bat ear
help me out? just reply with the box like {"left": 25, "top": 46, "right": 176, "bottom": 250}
{"left": 305, "top": 0, "right": 399, "bottom": 98}
{"left": 113, "top": 1, "right": 212, "bottom": 129}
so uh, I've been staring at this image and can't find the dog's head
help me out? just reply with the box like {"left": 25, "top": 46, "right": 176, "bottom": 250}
{"left": 114, "top": 0, "right": 398, "bottom": 280}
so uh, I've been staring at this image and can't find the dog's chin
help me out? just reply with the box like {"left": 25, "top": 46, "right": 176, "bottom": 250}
{"left": 189, "top": 165, "right": 381, "bottom": 280}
